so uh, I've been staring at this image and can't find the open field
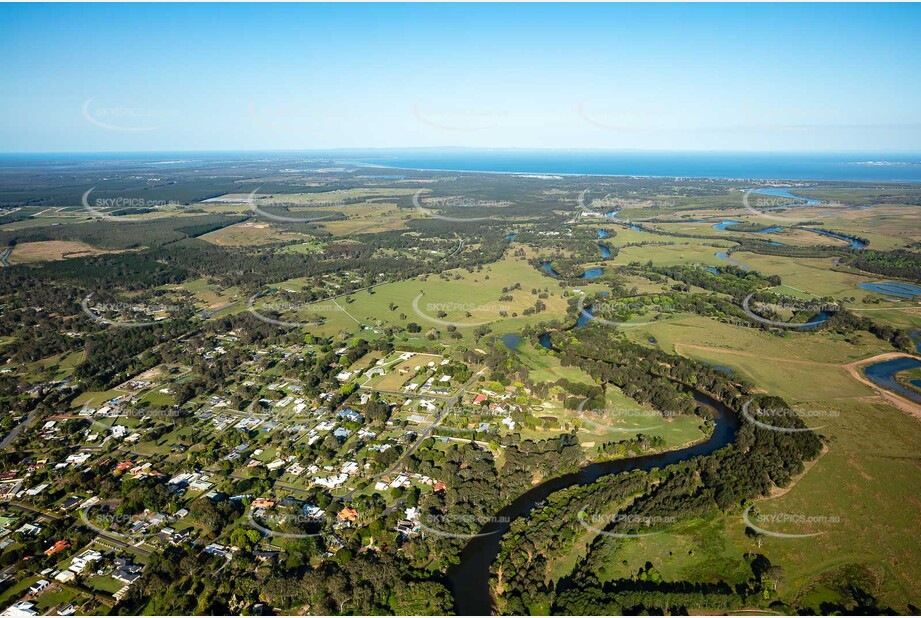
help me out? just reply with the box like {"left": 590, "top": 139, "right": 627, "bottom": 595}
{"left": 736, "top": 253, "right": 883, "bottom": 297}
{"left": 199, "top": 221, "right": 315, "bottom": 246}
{"left": 612, "top": 241, "right": 735, "bottom": 269}
{"left": 513, "top": 340, "right": 595, "bottom": 385}
{"left": 319, "top": 202, "right": 410, "bottom": 235}
{"left": 586, "top": 385, "right": 709, "bottom": 447}
{"left": 721, "top": 395, "right": 921, "bottom": 612}
{"left": 256, "top": 252, "right": 609, "bottom": 344}
{"left": 7, "top": 240, "right": 125, "bottom": 263}
{"left": 616, "top": 313, "right": 921, "bottom": 611}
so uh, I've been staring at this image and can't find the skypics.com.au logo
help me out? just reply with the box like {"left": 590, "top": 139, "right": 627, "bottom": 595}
{"left": 742, "top": 187, "right": 846, "bottom": 223}
{"left": 577, "top": 511, "right": 677, "bottom": 539}
{"left": 742, "top": 504, "right": 841, "bottom": 539}
{"left": 81, "top": 188, "right": 177, "bottom": 222}
{"left": 81, "top": 294, "right": 190, "bottom": 328}
{"left": 577, "top": 189, "right": 675, "bottom": 218}
{"left": 412, "top": 190, "right": 510, "bottom": 223}
{"left": 741, "top": 400, "right": 838, "bottom": 434}
{"left": 82, "top": 98, "right": 178, "bottom": 132}
{"left": 578, "top": 296, "right": 678, "bottom": 329}
{"left": 247, "top": 291, "right": 333, "bottom": 329}
{"left": 741, "top": 293, "right": 838, "bottom": 329}
{"left": 411, "top": 296, "right": 512, "bottom": 328}
{"left": 246, "top": 188, "right": 343, "bottom": 224}
{"left": 575, "top": 398, "right": 665, "bottom": 434}
{"left": 417, "top": 512, "right": 511, "bottom": 540}
{"left": 412, "top": 102, "right": 509, "bottom": 133}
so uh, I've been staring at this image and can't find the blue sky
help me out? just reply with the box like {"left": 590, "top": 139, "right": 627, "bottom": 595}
{"left": 1, "top": 3, "right": 919, "bottom": 153}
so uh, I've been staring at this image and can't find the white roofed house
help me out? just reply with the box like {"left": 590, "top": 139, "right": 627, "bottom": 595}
{"left": 68, "top": 549, "right": 103, "bottom": 573}
{"left": 2, "top": 602, "right": 37, "bottom": 617}
{"left": 27, "top": 580, "right": 49, "bottom": 595}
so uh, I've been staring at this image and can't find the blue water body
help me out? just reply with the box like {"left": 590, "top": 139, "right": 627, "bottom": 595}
{"left": 537, "top": 333, "right": 553, "bottom": 350}
{"left": 804, "top": 228, "right": 867, "bottom": 249}
{"left": 704, "top": 362, "right": 735, "bottom": 375}
{"left": 541, "top": 261, "right": 561, "bottom": 278}
{"left": 769, "top": 241, "right": 785, "bottom": 246}
{"left": 505, "top": 233, "right": 517, "bottom": 242}
{"left": 581, "top": 267, "right": 604, "bottom": 279}
{"left": 716, "top": 252, "right": 749, "bottom": 270}
{"left": 912, "top": 331, "right": 921, "bottom": 353}
{"left": 346, "top": 150, "right": 921, "bottom": 183}
{"left": 858, "top": 282, "right": 921, "bottom": 298}
{"left": 501, "top": 333, "right": 521, "bottom": 350}
{"left": 597, "top": 229, "right": 607, "bottom": 239}
{"left": 801, "top": 311, "right": 833, "bottom": 331}
{"left": 8, "top": 151, "right": 921, "bottom": 183}
{"left": 912, "top": 380, "right": 921, "bottom": 389}
{"left": 751, "top": 187, "right": 822, "bottom": 206}
{"left": 704, "top": 266, "right": 720, "bottom": 275}
{"left": 598, "top": 244, "right": 611, "bottom": 259}
{"left": 576, "top": 304, "right": 594, "bottom": 328}
{"left": 628, "top": 224, "right": 643, "bottom": 231}
{"left": 863, "top": 357, "right": 921, "bottom": 404}
{"left": 713, "top": 219, "right": 783, "bottom": 234}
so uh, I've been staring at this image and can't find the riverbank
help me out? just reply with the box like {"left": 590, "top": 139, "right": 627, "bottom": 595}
{"left": 446, "top": 387, "right": 740, "bottom": 615}
{"left": 845, "top": 352, "right": 921, "bottom": 421}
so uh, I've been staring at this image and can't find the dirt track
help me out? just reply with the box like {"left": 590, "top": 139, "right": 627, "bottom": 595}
{"left": 843, "top": 352, "right": 921, "bottom": 421}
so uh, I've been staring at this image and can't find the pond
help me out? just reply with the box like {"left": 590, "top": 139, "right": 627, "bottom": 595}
{"left": 858, "top": 282, "right": 921, "bottom": 299}
{"left": 713, "top": 220, "right": 784, "bottom": 234}
{"left": 715, "top": 252, "right": 749, "bottom": 271}
{"left": 801, "top": 311, "right": 833, "bottom": 331}
{"left": 576, "top": 304, "right": 594, "bottom": 328}
{"left": 863, "top": 356, "right": 921, "bottom": 404}
{"left": 540, "top": 261, "right": 561, "bottom": 278}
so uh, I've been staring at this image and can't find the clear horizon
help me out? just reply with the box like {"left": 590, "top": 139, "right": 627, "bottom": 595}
{"left": 2, "top": 3, "right": 920, "bottom": 153}
{"left": 2, "top": 147, "right": 921, "bottom": 156}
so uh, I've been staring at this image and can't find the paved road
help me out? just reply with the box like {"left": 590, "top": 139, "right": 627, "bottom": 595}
{"left": 93, "top": 532, "right": 153, "bottom": 557}
{"left": 7, "top": 501, "right": 60, "bottom": 521}
{"left": 358, "top": 386, "right": 453, "bottom": 401}
{"left": 370, "top": 368, "right": 486, "bottom": 482}
{"left": 0, "top": 411, "right": 37, "bottom": 451}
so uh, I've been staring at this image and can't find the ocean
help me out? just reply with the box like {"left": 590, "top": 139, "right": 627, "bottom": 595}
{"left": 345, "top": 150, "right": 921, "bottom": 183}
{"left": 3, "top": 150, "right": 921, "bottom": 183}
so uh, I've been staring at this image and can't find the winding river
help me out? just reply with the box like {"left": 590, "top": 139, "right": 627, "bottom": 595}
{"left": 446, "top": 388, "right": 740, "bottom": 615}
{"left": 464, "top": 259, "right": 744, "bottom": 613}
{"left": 803, "top": 228, "right": 867, "bottom": 249}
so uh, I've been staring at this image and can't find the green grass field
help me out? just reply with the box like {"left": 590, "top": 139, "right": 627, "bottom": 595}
{"left": 252, "top": 252, "right": 608, "bottom": 345}
{"left": 615, "top": 313, "right": 921, "bottom": 611}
